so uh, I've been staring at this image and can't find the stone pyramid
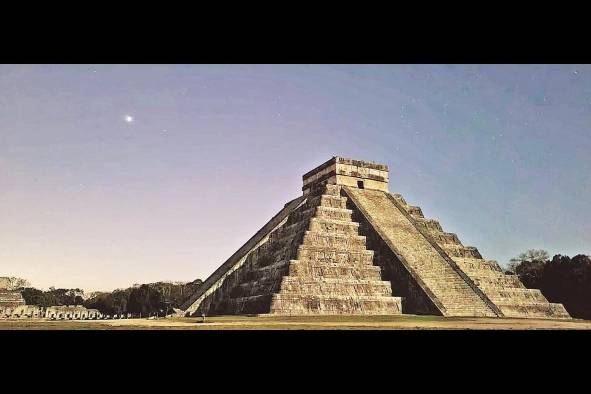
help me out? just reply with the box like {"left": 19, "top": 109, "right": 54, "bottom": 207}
{"left": 182, "top": 157, "right": 570, "bottom": 319}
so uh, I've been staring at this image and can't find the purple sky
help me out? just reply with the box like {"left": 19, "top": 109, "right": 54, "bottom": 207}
{"left": 1, "top": 64, "right": 590, "bottom": 292}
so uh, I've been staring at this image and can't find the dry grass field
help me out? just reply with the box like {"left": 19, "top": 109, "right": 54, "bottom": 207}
{"left": 1, "top": 315, "right": 591, "bottom": 330}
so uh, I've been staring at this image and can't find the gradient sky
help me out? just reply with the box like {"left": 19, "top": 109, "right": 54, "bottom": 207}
{"left": 1, "top": 64, "right": 590, "bottom": 292}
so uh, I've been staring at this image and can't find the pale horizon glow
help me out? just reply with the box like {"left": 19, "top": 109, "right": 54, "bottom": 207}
{"left": 1, "top": 64, "right": 589, "bottom": 293}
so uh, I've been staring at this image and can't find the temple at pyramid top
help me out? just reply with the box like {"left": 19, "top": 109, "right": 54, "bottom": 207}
{"left": 302, "top": 156, "right": 389, "bottom": 195}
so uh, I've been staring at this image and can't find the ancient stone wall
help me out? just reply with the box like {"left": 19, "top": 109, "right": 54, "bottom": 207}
{"left": 0, "top": 304, "right": 102, "bottom": 320}
{"left": 302, "top": 157, "right": 389, "bottom": 195}
{"left": 0, "top": 289, "right": 26, "bottom": 308}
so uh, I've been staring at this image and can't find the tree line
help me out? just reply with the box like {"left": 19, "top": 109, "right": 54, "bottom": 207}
{"left": 17, "top": 279, "right": 203, "bottom": 316}
{"left": 20, "top": 287, "right": 85, "bottom": 307}
{"left": 84, "top": 280, "right": 203, "bottom": 316}
{"left": 506, "top": 250, "right": 591, "bottom": 319}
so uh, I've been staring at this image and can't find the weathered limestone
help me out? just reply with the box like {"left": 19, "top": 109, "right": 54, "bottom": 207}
{"left": 0, "top": 290, "right": 26, "bottom": 307}
{"left": 184, "top": 182, "right": 402, "bottom": 316}
{"left": 344, "top": 187, "right": 497, "bottom": 317}
{"left": 0, "top": 285, "right": 27, "bottom": 318}
{"left": 183, "top": 156, "right": 570, "bottom": 319}
{"left": 388, "top": 193, "right": 570, "bottom": 319}
{"left": 302, "top": 157, "right": 389, "bottom": 195}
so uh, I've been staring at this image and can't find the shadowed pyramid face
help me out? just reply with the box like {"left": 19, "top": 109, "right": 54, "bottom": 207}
{"left": 302, "top": 157, "right": 389, "bottom": 195}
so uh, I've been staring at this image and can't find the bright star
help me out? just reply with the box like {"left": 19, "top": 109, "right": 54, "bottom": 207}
{"left": 124, "top": 115, "right": 134, "bottom": 123}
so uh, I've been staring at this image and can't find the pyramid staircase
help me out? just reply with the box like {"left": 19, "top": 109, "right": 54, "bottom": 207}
{"left": 192, "top": 184, "right": 402, "bottom": 316}
{"left": 344, "top": 187, "right": 497, "bottom": 317}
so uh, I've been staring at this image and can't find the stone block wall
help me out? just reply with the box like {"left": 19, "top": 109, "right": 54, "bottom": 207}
{"left": 0, "top": 290, "right": 26, "bottom": 308}
{"left": 302, "top": 157, "right": 389, "bottom": 195}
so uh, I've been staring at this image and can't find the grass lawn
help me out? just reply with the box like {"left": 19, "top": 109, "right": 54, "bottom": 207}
{"left": 1, "top": 314, "right": 591, "bottom": 330}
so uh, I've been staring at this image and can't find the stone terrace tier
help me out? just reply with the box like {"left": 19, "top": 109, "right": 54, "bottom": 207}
{"left": 388, "top": 192, "right": 570, "bottom": 319}
{"left": 194, "top": 184, "right": 402, "bottom": 316}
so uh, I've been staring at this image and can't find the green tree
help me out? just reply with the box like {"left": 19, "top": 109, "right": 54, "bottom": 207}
{"left": 509, "top": 252, "right": 591, "bottom": 319}
{"left": 507, "top": 249, "right": 549, "bottom": 273}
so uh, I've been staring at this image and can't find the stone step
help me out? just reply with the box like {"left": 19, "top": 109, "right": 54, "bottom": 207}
{"left": 270, "top": 294, "right": 402, "bottom": 315}
{"left": 305, "top": 194, "right": 348, "bottom": 210}
{"left": 308, "top": 217, "right": 360, "bottom": 235}
{"left": 407, "top": 205, "right": 424, "bottom": 218}
{"left": 472, "top": 275, "right": 525, "bottom": 289}
{"left": 452, "top": 257, "right": 504, "bottom": 273}
{"left": 302, "top": 231, "right": 366, "bottom": 249}
{"left": 297, "top": 242, "right": 367, "bottom": 255}
{"left": 314, "top": 206, "right": 353, "bottom": 221}
{"left": 232, "top": 270, "right": 391, "bottom": 300}
{"left": 296, "top": 247, "right": 374, "bottom": 264}
{"left": 480, "top": 287, "right": 547, "bottom": 303}
{"left": 288, "top": 260, "right": 383, "bottom": 280}
{"left": 390, "top": 193, "right": 408, "bottom": 206}
{"left": 430, "top": 232, "right": 462, "bottom": 246}
{"left": 307, "top": 183, "right": 342, "bottom": 197}
{"left": 439, "top": 244, "right": 482, "bottom": 259}
{"left": 413, "top": 218, "right": 443, "bottom": 232}
{"left": 438, "top": 306, "right": 496, "bottom": 317}
{"left": 497, "top": 302, "right": 570, "bottom": 319}
{"left": 279, "top": 277, "right": 393, "bottom": 297}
